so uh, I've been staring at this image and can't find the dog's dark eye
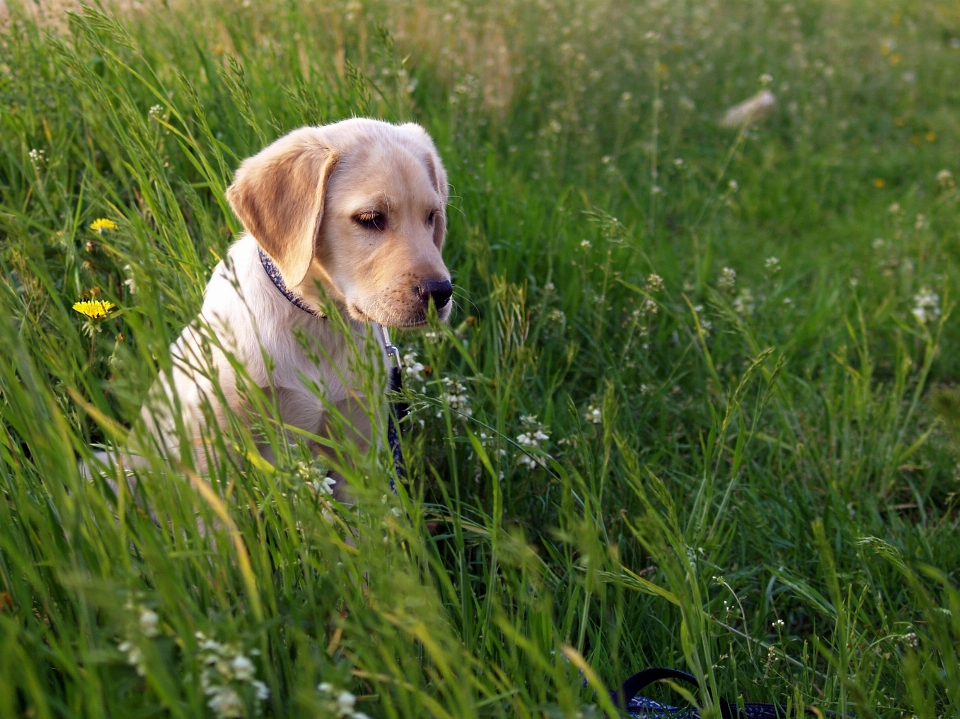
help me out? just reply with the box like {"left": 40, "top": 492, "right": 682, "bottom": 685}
{"left": 354, "top": 211, "right": 385, "bottom": 231}
{"left": 426, "top": 210, "right": 438, "bottom": 226}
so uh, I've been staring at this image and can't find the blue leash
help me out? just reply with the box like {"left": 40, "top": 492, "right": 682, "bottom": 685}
{"left": 614, "top": 668, "right": 810, "bottom": 719}
{"left": 258, "top": 247, "right": 407, "bottom": 488}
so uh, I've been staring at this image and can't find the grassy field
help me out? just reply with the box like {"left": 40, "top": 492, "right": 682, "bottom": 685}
{"left": 1, "top": 0, "right": 959, "bottom": 716}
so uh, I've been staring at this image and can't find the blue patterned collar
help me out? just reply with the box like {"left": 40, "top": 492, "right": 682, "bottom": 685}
{"left": 257, "top": 246, "right": 326, "bottom": 319}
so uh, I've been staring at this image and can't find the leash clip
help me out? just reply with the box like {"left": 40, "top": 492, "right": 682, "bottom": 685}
{"left": 377, "top": 324, "right": 402, "bottom": 369}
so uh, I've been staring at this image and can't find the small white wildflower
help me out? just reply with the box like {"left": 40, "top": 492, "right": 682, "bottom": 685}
{"left": 732, "top": 287, "right": 755, "bottom": 316}
{"left": 123, "top": 264, "right": 137, "bottom": 294}
{"left": 718, "top": 267, "right": 737, "bottom": 291}
{"left": 936, "top": 169, "right": 954, "bottom": 190}
{"left": 728, "top": 179, "right": 739, "bottom": 192}
{"left": 196, "top": 631, "right": 268, "bottom": 717}
{"left": 585, "top": 406, "right": 602, "bottom": 424}
{"left": 148, "top": 104, "right": 164, "bottom": 121}
{"left": 912, "top": 287, "right": 940, "bottom": 324}
{"left": 318, "top": 682, "right": 334, "bottom": 693}
{"left": 231, "top": 655, "right": 254, "bottom": 682}
{"left": 872, "top": 238, "right": 885, "bottom": 249}
{"left": 674, "top": 157, "right": 684, "bottom": 166}
{"left": 782, "top": 297, "right": 793, "bottom": 306}
{"left": 549, "top": 308, "right": 565, "bottom": 322}
{"left": 772, "top": 619, "right": 786, "bottom": 629}
{"left": 516, "top": 415, "right": 549, "bottom": 468}
{"left": 118, "top": 640, "right": 147, "bottom": 676}
{"left": 544, "top": 281, "right": 555, "bottom": 291}
{"left": 252, "top": 680, "right": 270, "bottom": 701}
{"left": 580, "top": 239, "right": 592, "bottom": 249}
{"left": 337, "top": 691, "right": 357, "bottom": 711}
{"left": 645, "top": 273, "right": 664, "bottom": 292}
{"left": 439, "top": 377, "right": 472, "bottom": 418}
{"left": 207, "top": 686, "right": 244, "bottom": 719}
{"left": 424, "top": 330, "right": 442, "bottom": 344}
{"left": 903, "top": 632, "right": 919, "bottom": 648}
{"left": 759, "top": 73, "right": 773, "bottom": 86}
{"left": 764, "top": 256, "right": 781, "bottom": 273}
{"left": 915, "top": 213, "right": 926, "bottom": 230}
{"left": 640, "top": 383, "right": 653, "bottom": 395}
{"left": 310, "top": 476, "right": 336, "bottom": 496}
{"left": 888, "top": 202, "right": 902, "bottom": 214}
{"left": 138, "top": 608, "right": 159, "bottom": 638}
{"left": 28, "top": 148, "right": 46, "bottom": 167}
{"left": 402, "top": 352, "right": 424, "bottom": 382}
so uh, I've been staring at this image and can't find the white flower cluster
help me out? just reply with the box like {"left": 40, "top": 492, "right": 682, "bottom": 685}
{"left": 292, "top": 456, "right": 335, "bottom": 498}
{"left": 195, "top": 631, "right": 269, "bottom": 719}
{"left": 148, "top": 104, "right": 164, "bottom": 121}
{"left": 123, "top": 263, "right": 137, "bottom": 294}
{"left": 645, "top": 273, "right": 664, "bottom": 293}
{"left": 516, "top": 415, "right": 549, "bottom": 469}
{"left": 139, "top": 606, "right": 160, "bottom": 636}
{"left": 764, "top": 256, "right": 781, "bottom": 274}
{"left": 733, "top": 287, "right": 755, "bottom": 316}
{"left": 584, "top": 405, "right": 602, "bottom": 424}
{"left": 937, "top": 169, "right": 954, "bottom": 190}
{"left": 317, "top": 683, "right": 370, "bottom": 718}
{"left": 718, "top": 267, "right": 737, "bottom": 291}
{"left": 912, "top": 286, "right": 941, "bottom": 324}
{"left": 118, "top": 639, "right": 147, "bottom": 676}
{"left": 117, "top": 602, "right": 160, "bottom": 677}
{"left": 28, "top": 148, "right": 46, "bottom": 168}
{"left": 439, "top": 377, "right": 472, "bottom": 418}
{"left": 402, "top": 352, "right": 425, "bottom": 384}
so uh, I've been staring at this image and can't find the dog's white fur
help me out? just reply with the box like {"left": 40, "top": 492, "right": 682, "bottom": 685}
{"left": 139, "top": 118, "right": 451, "bottom": 477}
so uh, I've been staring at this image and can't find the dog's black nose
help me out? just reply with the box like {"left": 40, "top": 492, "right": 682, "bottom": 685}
{"left": 416, "top": 279, "right": 453, "bottom": 310}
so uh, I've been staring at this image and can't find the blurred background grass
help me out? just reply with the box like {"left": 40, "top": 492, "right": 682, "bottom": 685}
{"left": 1, "top": 0, "right": 959, "bottom": 716}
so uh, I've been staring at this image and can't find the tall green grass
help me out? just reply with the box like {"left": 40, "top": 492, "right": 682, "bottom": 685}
{"left": 1, "top": 0, "right": 959, "bottom": 716}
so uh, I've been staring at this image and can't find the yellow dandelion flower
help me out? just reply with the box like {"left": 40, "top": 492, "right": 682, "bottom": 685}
{"left": 889, "top": 53, "right": 902, "bottom": 65}
{"left": 90, "top": 218, "right": 119, "bottom": 233}
{"left": 925, "top": 131, "right": 937, "bottom": 142}
{"left": 873, "top": 178, "right": 886, "bottom": 189}
{"left": 72, "top": 300, "right": 116, "bottom": 319}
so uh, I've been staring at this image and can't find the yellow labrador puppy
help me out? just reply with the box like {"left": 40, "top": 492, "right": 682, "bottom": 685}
{"left": 140, "top": 118, "right": 452, "bottom": 482}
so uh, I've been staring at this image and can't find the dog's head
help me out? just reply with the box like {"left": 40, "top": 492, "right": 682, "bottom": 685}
{"left": 225, "top": 119, "right": 452, "bottom": 327}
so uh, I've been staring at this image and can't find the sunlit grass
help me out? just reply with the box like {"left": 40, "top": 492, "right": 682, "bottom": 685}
{"left": 0, "top": 0, "right": 959, "bottom": 717}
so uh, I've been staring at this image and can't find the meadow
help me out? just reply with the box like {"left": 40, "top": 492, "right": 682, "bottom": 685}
{"left": 1, "top": 0, "right": 959, "bottom": 716}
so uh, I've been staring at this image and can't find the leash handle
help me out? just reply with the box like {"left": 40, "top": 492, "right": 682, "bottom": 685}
{"left": 611, "top": 667, "right": 756, "bottom": 719}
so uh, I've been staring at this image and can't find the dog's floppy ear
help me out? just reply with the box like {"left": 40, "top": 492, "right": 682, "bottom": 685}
{"left": 226, "top": 130, "right": 338, "bottom": 289}
{"left": 400, "top": 123, "right": 449, "bottom": 249}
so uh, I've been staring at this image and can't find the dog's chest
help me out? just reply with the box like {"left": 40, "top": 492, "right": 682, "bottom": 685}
{"left": 262, "top": 324, "right": 378, "bottom": 434}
